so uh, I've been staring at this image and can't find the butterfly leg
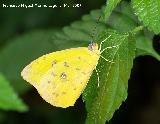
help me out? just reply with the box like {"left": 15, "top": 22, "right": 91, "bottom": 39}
{"left": 100, "top": 45, "right": 119, "bottom": 54}
{"left": 99, "top": 54, "right": 114, "bottom": 63}
{"left": 99, "top": 35, "right": 111, "bottom": 51}
{"left": 95, "top": 67, "right": 100, "bottom": 87}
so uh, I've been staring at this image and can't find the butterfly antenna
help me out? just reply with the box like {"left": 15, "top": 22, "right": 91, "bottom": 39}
{"left": 91, "top": 15, "right": 102, "bottom": 43}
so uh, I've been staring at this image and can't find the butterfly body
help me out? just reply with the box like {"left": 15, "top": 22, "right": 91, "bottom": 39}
{"left": 21, "top": 43, "right": 100, "bottom": 108}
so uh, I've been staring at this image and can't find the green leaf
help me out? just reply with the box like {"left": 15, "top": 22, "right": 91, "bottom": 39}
{"left": 132, "top": 0, "right": 160, "bottom": 34}
{"left": 107, "top": 1, "right": 139, "bottom": 33}
{"left": 83, "top": 30, "right": 136, "bottom": 124}
{"left": 114, "top": 1, "right": 138, "bottom": 22}
{"left": 104, "top": 0, "right": 121, "bottom": 20}
{"left": 0, "top": 73, "right": 28, "bottom": 112}
{"left": 107, "top": 11, "right": 137, "bottom": 33}
{"left": 136, "top": 34, "right": 160, "bottom": 60}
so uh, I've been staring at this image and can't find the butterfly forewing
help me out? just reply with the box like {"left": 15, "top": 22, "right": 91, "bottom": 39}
{"left": 21, "top": 47, "right": 100, "bottom": 108}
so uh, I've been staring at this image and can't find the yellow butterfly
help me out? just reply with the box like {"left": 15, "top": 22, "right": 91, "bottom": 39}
{"left": 21, "top": 35, "right": 114, "bottom": 108}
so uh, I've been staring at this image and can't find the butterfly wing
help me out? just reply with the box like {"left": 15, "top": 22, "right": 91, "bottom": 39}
{"left": 21, "top": 47, "right": 100, "bottom": 108}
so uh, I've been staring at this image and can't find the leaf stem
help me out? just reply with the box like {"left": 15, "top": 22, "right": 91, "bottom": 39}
{"left": 131, "top": 26, "right": 144, "bottom": 35}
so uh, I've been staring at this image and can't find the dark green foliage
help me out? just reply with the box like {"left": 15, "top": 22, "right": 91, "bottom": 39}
{"left": 0, "top": 0, "right": 160, "bottom": 124}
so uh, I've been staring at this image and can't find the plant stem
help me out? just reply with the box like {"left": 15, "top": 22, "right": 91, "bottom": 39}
{"left": 132, "top": 26, "right": 144, "bottom": 34}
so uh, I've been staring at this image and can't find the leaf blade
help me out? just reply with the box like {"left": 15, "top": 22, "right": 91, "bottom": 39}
{"left": 104, "top": 0, "right": 121, "bottom": 20}
{"left": 84, "top": 30, "right": 136, "bottom": 124}
{"left": 136, "top": 34, "right": 160, "bottom": 60}
{"left": 132, "top": 0, "right": 160, "bottom": 34}
{"left": 0, "top": 74, "right": 28, "bottom": 112}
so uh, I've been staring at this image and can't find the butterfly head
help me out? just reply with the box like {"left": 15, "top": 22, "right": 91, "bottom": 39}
{"left": 88, "top": 42, "right": 100, "bottom": 54}
{"left": 88, "top": 42, "right": 99, "bottom": 52}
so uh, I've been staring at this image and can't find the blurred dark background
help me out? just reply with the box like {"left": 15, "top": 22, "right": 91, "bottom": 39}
{"left": 0, "top": 0, "right": 160, "bottom": 124}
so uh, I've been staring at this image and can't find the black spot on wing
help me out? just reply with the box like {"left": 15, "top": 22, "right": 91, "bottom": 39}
{"left": 52, "top": 60, "right": 57, "bottom": 67}
{"left": 52, "top": 92, "right": 59, "bottom": 97}
{"left": 60, "top": 72, "right": 67, "bottom": 79}
{"left": 64, "top": 62, "right": 69, "bottom": 67}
